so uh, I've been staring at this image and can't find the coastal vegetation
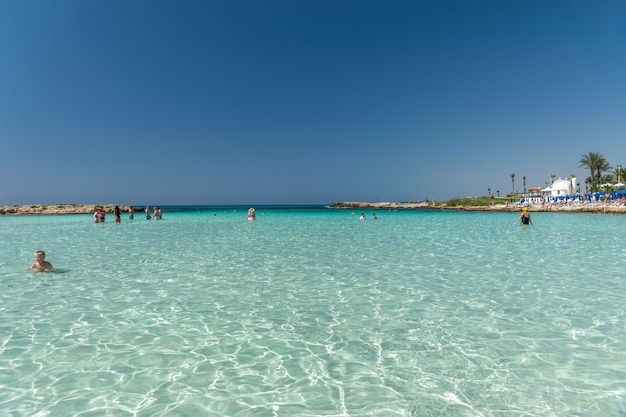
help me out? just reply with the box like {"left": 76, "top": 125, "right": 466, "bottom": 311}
{"left": 497, "top": 152, "right": 623, "bottom": 197}
{"left": 445, "top": 197, "right": 508, "bottom": 207}
{"left": 579, "top": 151, "right": 610, "bottom": 191}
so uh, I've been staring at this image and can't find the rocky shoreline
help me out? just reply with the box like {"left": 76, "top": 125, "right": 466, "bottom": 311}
{"left": 1, "top": 202, "right": 626, "bottom": 215}
{"left": 329, "top": 201, "right": 626, "bottom": 214}
{"left": 0, "top": 204, "right": 134, "bottom": 216}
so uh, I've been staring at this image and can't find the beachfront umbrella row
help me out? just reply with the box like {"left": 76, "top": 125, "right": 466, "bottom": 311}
{"left": 599, "top": 183, "right": 625, "bottom": 188}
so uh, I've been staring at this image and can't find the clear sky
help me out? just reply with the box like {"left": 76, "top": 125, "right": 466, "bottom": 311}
{"left": 1, "top": 1, "right": 625, "bottom": 206}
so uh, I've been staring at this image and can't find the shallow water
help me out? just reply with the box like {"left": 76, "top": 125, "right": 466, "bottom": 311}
{"left": 1, "top": 207, "right": 625, "bottom": 416}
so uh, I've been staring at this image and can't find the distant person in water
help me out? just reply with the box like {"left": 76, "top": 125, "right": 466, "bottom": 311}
{"left": 128, "top": 206, "right": 134, "bottom": 220}
{"left": 94, "top": 209, "right": 100, "bottom": 223}
{"left": 359, "top": 213, "right": 366, "bottom": 220}
{"left": 114, "top": 205, "right": 121, "bottom": 223}
{"left": 98, "top": 208, "right": 106, "bottom": 223}
{"left": 247, "top": 208, "right": 256, "bottom": 220}
{"left": 517, "top": 207, "right": 532, "bottom": 225}
{"left": 153, "top": 207, "right": 162, "bottom": 220}
{"left": 26, "top": 250, "right": 55, "bottom": 272}
{"left": 145, "top": 205, "right": 151, "bottom": 220}
{"left": 371, "top": 213, "right": 378, "bottom": 220}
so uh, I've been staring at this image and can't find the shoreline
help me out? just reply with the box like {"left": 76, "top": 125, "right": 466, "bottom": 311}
{"left": 2, "top": 202, "right": 626, "bottom": 215}
{"left": 0, "top": 204, "right": 134, "bottom": 216}
{"left": 329, "top": 201, "right": 626, "bottom": 214}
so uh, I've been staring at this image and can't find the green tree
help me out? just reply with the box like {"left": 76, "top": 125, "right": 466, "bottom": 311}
{"left": 599, "top": 174, "right": 615, "bottom": 187}
{"left": 510, "top": 173, "right": 515, "bottom": 196}
{"left": 615, "top": 165, "right": 625, "bottom": 187}
{"left": 597, "top": 160, "right": 612, "bottom": 185}
{"left": 579, "top": 152, "right": 609, "bottom": 191}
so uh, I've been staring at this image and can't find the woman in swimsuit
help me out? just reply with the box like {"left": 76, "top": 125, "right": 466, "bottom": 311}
{"left": 517, "top": 207, "right": 532, "bottom": 225}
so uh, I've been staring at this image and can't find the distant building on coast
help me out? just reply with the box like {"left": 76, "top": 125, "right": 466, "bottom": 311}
{"left": 541, "top": 177, "right": 576, "bottom": 197}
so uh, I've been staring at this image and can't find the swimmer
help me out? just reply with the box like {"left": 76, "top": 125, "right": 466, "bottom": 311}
{"left": 247, "top": 208, "right": 256, "bottom": 220}
{"left": 517, "top": 207, "right": 532, "bottom": 225}
{"left": 359, "top": 213, "right": 365, "bottom": 220}
{"left": 26, "top": 250, "right": 55, "bottom": 272}
{"left": 371, "top": 213, "right": 378, "bottom": 220}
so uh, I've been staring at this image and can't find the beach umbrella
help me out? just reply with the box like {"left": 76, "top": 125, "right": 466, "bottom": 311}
{"left": 613, "top": 182, "right": 625, "bottom": 188}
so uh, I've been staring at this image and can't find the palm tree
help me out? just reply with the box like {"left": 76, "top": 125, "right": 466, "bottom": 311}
{"left": 579, "top": 152, "right": 609, "bottom": 191}
{"left": 550, "top": 174, "right": 556, "bottom": 184}
{"left": 599, "top": 174, "right": 615, "bottom": 187}
{"left": 597, "top": 160, "right": 612, "bottom": 186}
{"left": 523, "top": 176, "right": 526, "bottom": 195}
{"left": 510, "top": 173, "right": 515, "bottom": 196}
{"left": 569, "top": 174, "right": 576, "bottom": 195}
{"left": 496, "top": 190, "right": 500, "bottom": 198}
{"left": 487, "top": 188, "right": 491, "bottom": 197}
{"left": 615, "top": 165, "right": 625, "bottom": 188}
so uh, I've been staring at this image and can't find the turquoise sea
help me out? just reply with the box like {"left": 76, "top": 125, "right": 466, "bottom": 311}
{"left": 1, "top": 206, "right": 625, "bottom": 417}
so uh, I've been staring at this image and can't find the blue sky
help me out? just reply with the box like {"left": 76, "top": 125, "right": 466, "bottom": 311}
{"left": 1, "top": 0, "right": 625, "bottom": 205}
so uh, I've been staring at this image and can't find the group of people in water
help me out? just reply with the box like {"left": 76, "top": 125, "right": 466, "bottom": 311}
{"left": 28, "top": 206, "right": 533, "bottom": 273}
{"left": 93, "top": 205, "right": 162, "bottom": 223}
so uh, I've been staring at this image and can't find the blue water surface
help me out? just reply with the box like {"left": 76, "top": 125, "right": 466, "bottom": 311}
{"left": 1, "top": 206, "right": 625, "bottom": 416}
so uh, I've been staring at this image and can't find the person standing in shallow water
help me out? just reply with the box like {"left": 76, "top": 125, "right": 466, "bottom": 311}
{"left": 517, "top": 207, "right": 532, "bottom": 225}
{"left": 145, "top": 205, "right": 151, "bottom": 220}
{"left": 114, "top": 206, "right": 121, "bottom": 223}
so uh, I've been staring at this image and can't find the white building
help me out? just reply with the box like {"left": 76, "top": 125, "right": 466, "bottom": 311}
{"left": 542, "top": 177, "right": 576, "bottom": 196}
